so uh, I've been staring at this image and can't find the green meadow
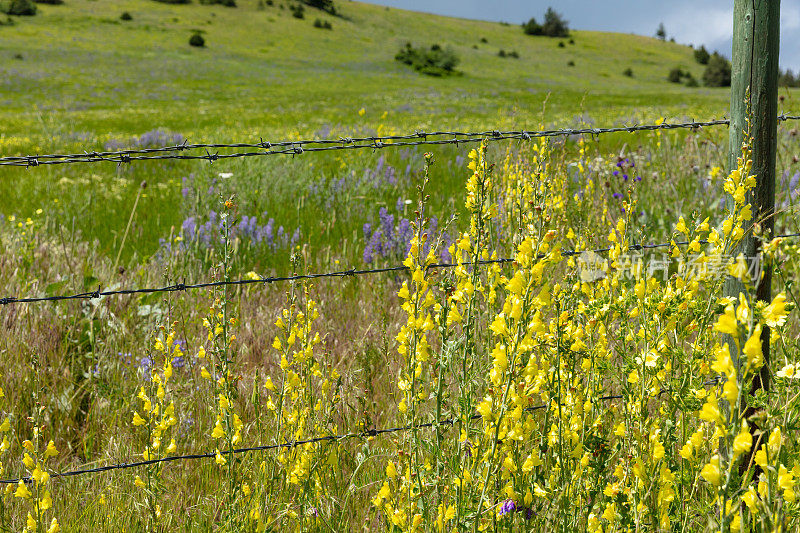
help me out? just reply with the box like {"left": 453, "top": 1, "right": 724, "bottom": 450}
{"left": 2, "top": 2, "right": 800, "bottom": 531}
{"left": 0, "top": 0, "right": 763, "bottom": 268}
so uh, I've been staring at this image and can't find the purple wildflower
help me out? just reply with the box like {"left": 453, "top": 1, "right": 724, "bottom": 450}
{"left": 499, "top": 499, "right": 517, "bottom": 516}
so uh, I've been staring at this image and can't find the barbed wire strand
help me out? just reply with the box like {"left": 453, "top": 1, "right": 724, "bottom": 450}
{"left": 0, "top": 377, "right": 724, "bottom": 484}
{"left": 3, "top": 115, "right": 799, "bottom": 168}
{"left": 2, "top": 233, "right": 798, "bottom": 307}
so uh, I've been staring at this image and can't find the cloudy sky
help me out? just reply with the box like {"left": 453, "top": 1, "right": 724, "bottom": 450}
{"left": 363, "top": 0, "right": 800, "bottom": 73}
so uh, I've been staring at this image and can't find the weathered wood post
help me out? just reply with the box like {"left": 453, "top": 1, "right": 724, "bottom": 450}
{"left": 727, "top": 0, "right": 780, "bottom": 414}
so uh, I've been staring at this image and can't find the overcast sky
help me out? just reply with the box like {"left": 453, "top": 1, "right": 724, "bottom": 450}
{"left": 363, "top": 0, "right": 800, "bottom": 73}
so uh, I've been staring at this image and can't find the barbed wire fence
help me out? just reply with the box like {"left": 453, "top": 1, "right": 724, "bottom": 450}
{"left": 1, "top": 115, "right": 798, "bottom": 168}
{"left": 0, "top": 376, "right": 727, "bottom": 485}
{"left": 2, "top": 233, "right": 800, "bottom": 306}
{"left": 2, "top": 114, "right": 799, "bottom": 484}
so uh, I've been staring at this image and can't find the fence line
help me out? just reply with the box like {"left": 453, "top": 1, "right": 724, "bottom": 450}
{"left": 0, "top": 376, "right": 725, "bottom": 485}
{"left": 3, "top": 115, "right": 799, "bottom": 168}
{"left": 3, "top": 233, "right": 797, "bottom": 307}
{"left": 0, "top": 400, "right": 590, "bottom": 484}
{"left": 0, "top": 233, "right": 800, "bottom": 306}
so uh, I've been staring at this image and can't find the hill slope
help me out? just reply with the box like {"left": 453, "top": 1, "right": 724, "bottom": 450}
{"left": 0, "top": 0, "right": 740, "bottom": 151}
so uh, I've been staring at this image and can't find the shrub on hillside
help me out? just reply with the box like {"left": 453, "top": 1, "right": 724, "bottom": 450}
{"left": 290, "top": 3, "right": 304, "bottom": 18}
{"left": 120, "top": 11, "right": 132, "bottom": 20}
{"left": 667, "top": 67, "right": 684, "bottom": 83}
{"left": 694, "top": 45, "right": 710, "bottom": 65}
{"left": 522, "top": 17, "right": 541, "bottom": 35}
{"left": 522, "top": 7, "right": 568, "bottom": 37}
{"left": 302, "top": 0, "right": 335, "bottom": 15}
{"left": 395, "top": 42, "right": 459, "bottom": 77}
{"left": 153, "top": 0, "right": 191, "bottom": 3}
{"left": 34, "top": 0, "right": 63, "bottom": 4}
{"left": 313, "top": 18, "right": 331, "bottom": 29}
{"left": 189, "top": 33, "right": 205, "bottom": 47}
{"left": 1, "top": 0, "right": 37, "bottom": 15}
{"left": 703, "top": 52, "right": 731, "bottom": 87}
{"left": 199, "top": 0, "right": 236, "bottom": 6}
{"left": 623, "top": 67, "right": 633, "bottom": 77}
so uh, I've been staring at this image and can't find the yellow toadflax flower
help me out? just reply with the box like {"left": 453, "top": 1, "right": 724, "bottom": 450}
{"left": 713, "top": 304, "right": 738, "bottom": 336}
{"left": 700, "top": 455, "right": 722, "bottom": 487}
{"left": 763, "top": 293, "right": 788, "bottom": 327}
{"left": 132, "top": 412, "right": 145, "bottom": 426}
{"left": 15, "top": 480, "right": 31, "bottom": 499}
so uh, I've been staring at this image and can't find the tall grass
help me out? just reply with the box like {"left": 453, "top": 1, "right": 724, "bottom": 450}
{"left": 0, "top": 124, "right": 799, "bottom": 531}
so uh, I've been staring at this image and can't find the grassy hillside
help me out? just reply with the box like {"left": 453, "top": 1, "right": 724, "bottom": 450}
{"left": 0, "top": 0, "right": 740, "bottom": 151}
{"left": 2, "top": 0, "right": 763, "bottom": 265}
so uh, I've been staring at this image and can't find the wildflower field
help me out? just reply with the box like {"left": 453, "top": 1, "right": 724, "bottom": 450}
{"left": 3, "top": 0, "right": 800, "bottom": 532}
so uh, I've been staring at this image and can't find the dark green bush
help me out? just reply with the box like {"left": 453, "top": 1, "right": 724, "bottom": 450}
{"left": 623, "top": 67, "right": 633, "bottom": 77}
{"left": 290, "top": 3, "right": 304, "bottom": 18}
{"left": 301, "top": 0, "right": 335, "bottom": 15}
{"left": 395, "top": 42, "right": 459, "bottom": 77}
{"left": 522, "top": 17, "right": 541, "bottom": 35}
{"left": 694, "top": 45, "right": 710, "bottom": 65}
{"left": 34, "top": 0, "right": 63, "bottom": 4}
{"left": 200, "top": 0, "right": 236, "bottom": 6}
{"left": 508, "top": 50, "right": 519, "bottom": 58}
{"left": 189, "top": 33, "right": 205, "bottom": 46}
{"left": 1, "top": 0, "right": 37, "bottom": 15}
{"left": 523, "top": 7, "right": 568, "bottom": 37}
{"left": 567, "top": 60, "right": 574, "bottom": 67}
{"left": 153, "top": 0, "right": 190, "bottom": 3}
{"left": 120, "top": 11, "right": 132, "bottom": 20}
{"left": 312, "top": 17, "right": 331, "bottom": 29}
{"left": 498, "top": 49, "right": 506, "bottom": 57}
{"left": 702, "top": 53, "right": 731, "bottom": 87}
{"left": 685, "top": 74, "right": 699, "bottom": 87}
{"left": 557, "top": 41, "right": 564, "bottom": 48}
{"left": 480, "top": 37, "right": 487, "bottom": 43}
{"left": 780, "top": 69, "right": 800, "bottom": 88}
{"left": 667, "top": 67, "right": 684, "bottom": 83}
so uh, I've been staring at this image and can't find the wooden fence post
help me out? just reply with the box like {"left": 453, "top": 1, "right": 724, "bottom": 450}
{"left": 727, "top": 0, "right": 780, "bottom": 404}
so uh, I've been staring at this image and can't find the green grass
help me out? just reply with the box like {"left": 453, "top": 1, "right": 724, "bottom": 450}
{"left": 0, "top": 0, "right": 795, "bottom": 270}
{"left": 0, "top": 0, "right": 733, "bottom": 147}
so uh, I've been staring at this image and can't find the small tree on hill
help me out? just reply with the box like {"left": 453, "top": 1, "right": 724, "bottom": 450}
{"left": 523, "top": 7, "right": 568, "bottom": 37}
{"left": 656, "top": 22, "right": 666, "bottom": 40}
{"left": 703, "top": 52, "right": 731, "bottom": 87}
{"left": 694, "top": 45, "right": 710, "bottom": 65}
{"left": 542, "top": 7, "right": 568, "bottom": 37}
{"left": 522, "top": 17, "right": 542, "bottom": 36}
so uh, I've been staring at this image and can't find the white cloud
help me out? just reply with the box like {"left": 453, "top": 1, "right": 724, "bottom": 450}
{"left": 663, "top": 6, "right": 733, "bottom": 47}
{"left": 783, "top": 6, "right": 800, "bottom": 30}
